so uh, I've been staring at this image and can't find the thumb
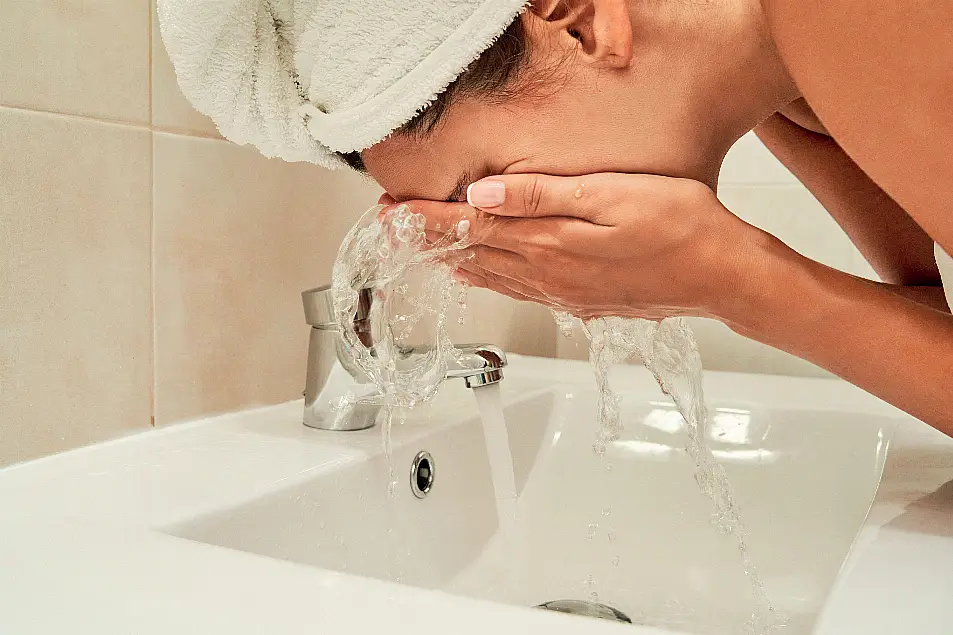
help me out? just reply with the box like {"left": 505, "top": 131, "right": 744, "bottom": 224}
{"left": 466, "top": 174, "right": 606, "bottom": 224}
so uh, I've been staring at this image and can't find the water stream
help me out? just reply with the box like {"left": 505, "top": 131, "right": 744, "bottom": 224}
{"left": 473, "top": 383, "right": 519, "bottom": 529}
{"left": 579, "top": 315, "right": 784, "bottom": 634}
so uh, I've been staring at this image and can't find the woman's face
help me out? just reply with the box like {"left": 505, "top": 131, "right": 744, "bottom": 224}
{"left": 363, "top": 1, "right": 790, "bottom": 203}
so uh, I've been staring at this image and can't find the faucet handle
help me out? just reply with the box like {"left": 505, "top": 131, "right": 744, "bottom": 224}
{"left": 302, "top": 284, "right": 374, "bottom": 330}
{"left": 302, "top": 285, "right": 335, "bottom": 328}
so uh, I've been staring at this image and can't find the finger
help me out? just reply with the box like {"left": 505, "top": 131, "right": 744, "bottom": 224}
{"left": 455, "top": 269, "right": 556, "bottom": 308}
{"left": 466, "top": 174, "right": 614, "bottom": 225}
{"left": 456, "top": 262, "right": 553, "bottom": 304}
{"left": 383, "top": 200, "right": 470, "bottom": 231}
{"left": 466, "top": 245, "right": 535, "bottom": 281}
{"left": 424, "top": 229, "right": 466, "bottom": 248}
{"left": 384, "top": 201, "right": 524, "bottom": 252}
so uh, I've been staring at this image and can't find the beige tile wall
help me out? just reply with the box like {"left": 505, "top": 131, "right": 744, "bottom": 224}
{"left": 0, "top": 1, "right": 557, "bottom": 465}
{"left": 0, "top": 108, "right": 153, "bottom": 465}
{"left": 0, "top": 0, "right": 151, "bottom": 123}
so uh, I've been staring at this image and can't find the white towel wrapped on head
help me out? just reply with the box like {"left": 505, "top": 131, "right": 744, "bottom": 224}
{"left": 157, "top": 0, "right": 529, "bottom": 169}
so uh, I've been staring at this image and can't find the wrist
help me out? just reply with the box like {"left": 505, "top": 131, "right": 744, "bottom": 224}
{"left": 712, "top": 230, "right": 823, "bottom": 340}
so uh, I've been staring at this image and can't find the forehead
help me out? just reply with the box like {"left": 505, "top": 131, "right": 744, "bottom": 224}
{"left": 362, "top": 99, "right": 517, "bottom": 202}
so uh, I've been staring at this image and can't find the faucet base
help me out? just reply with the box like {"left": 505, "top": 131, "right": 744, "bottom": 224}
{"left": 303, "top": 404, "right": 379, "bottom": 431}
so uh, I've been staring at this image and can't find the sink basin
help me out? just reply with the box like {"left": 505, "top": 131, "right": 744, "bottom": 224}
{"left": 168, "top": 368, "right": 893, "bottom": 634}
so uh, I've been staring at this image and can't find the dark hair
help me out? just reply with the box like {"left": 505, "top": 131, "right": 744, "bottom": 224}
{"left": 340, "top": 18, "right": 530, "bottom": 172}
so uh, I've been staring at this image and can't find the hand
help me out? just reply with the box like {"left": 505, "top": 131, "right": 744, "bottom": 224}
{"left": 383, "top": 173, "right": 776, "bottom": 322}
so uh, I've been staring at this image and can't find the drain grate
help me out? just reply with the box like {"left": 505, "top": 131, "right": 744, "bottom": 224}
{"left": 536, "top": 599, "right": 632, "bottom": 623}
{"left": 410, "top": 451, "right": 434, "bottom": 498}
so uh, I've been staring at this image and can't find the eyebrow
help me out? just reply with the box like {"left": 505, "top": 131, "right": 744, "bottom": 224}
{"left": 444, "top": 171, "right": 472, "bottom": 203}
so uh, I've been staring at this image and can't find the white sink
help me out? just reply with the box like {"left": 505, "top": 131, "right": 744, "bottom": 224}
{"left": 168, "top": 367, "right": 892, "bottom": 634}
{"left": 5, "top": 355, "right": 948, "bottom": 635}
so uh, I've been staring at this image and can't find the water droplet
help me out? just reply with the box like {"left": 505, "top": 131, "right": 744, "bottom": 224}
{"left": 456, "top": 219, "right": 471, "bottom": 237}
{"left": 602, "top": 506, "right": 612, "bottom": 517}
{"left": 574, "top": 183, "right": 586, "bottom": 199}
{"left": 607, "top": 530, "right": 617, "bottom": 543}
{"left": 588, "top": 590, "right": 600, "bottom": 602}
{"left": 586, "top": 523, "right": 599, "bottom": 540}
{"left": 611, "top": 555, "right": 620, "bottom": 567}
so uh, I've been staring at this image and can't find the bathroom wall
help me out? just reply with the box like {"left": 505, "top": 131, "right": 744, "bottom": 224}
{"left": 0, "top": 3, "right": 875, "bottom": 467}
{"left": 0, "top": 1, "right": 556, "bottom": 467}
{"left": 556, "top": 132, "right": 879, "bottom": 376}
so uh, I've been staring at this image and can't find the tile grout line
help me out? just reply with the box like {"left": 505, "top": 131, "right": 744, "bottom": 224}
{"left": 150, "top": 132, "right": 158, "bottom": 428}
{"left": 0, "top": 103, "right": 224, "bottom": 141}
{"left": 149, "top": 0, "right": 157, "bottom": 427}
{"left": 148, "top": 0, "right": 154, "bottom": 127}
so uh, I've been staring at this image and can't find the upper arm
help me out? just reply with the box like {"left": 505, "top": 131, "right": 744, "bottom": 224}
{"left": 755, "top": 112, "right": 941, "bottom": 286}
{"left": 760, "top": 0, "right": 953, "bottom": 251}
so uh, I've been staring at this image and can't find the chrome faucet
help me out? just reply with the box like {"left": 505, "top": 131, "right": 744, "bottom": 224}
{"left": 301, "top": 285, "right": 507, "bottom": 431}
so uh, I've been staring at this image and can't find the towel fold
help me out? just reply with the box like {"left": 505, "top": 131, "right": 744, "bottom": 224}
{"left": 157, "top": 0, "right": 528, "bottom": 169}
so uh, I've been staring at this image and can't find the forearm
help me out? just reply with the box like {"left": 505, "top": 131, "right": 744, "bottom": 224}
{"left": 882, "top": 284, "right": 951, "bottom": 313}
{"left": 727, "top": 241, "right": 953, "bottom": 436}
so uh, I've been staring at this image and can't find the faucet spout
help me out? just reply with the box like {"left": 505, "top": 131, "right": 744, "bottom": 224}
{"left": 301, "top": 285, "right": 508, "bottom": 431}
{"left": 445, "top": 344, "right": 507, "bottom": 388}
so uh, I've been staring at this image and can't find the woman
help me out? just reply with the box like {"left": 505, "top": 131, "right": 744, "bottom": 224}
{"left": 160, "top": 0, "right": 953, "bottom": 434}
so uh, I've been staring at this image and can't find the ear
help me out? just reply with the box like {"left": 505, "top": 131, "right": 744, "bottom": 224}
{"left": 528, "top": 0, "right": 633, "bottom": 69}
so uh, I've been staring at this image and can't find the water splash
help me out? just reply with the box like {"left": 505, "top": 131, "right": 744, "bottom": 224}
{"left": 579, "top": 316, "right": 784, "bottom": 634}
{"left": 553, "top": 309, "right": 577, "bottom": 338}
{"left": 329, "top": 203, "right": 472, "bottom": 418}
{"left": 457, "top": 282, "right": 469, "bottom": 326}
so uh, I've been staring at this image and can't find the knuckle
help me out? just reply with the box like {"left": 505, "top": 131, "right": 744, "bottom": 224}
{"left": 678, "top": 179, "right": 714, "bottom": 205}
{"left": 522, "top": 176, "right": 545, "bottom": 216}
{"left": 528, "top": 232, "right": 559, "bottom": 257}
{"left": 482, "top": 269, "right": 502, "bottom": 285}
{"left": 531, "top": 246, "right": 558, "bottom": 268}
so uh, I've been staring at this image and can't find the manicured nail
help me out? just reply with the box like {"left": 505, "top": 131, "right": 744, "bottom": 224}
{"left": 467, "top": 180, "right": 506, "bottom": 208}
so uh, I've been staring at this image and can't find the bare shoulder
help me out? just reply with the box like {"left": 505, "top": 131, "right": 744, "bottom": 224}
{"left": 761, "top": 0, "right": 953, "bottom": 248}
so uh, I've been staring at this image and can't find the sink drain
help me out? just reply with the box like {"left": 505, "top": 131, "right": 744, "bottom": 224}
{"left": 536, "top": 599, "right": 632, "bottom": 624}
{"left": 410, "top": 451, "right": 434, "bottom": 498}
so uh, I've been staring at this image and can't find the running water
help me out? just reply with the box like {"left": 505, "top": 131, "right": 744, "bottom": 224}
{"left": 577, "top": 315, "right": 784, "bottom": 634}
{"left": 330, "top": 205, "right": 782, "bottom": 633}
{"left": 473, "top": 383, "right": 519, "bottom": 529}
{"left": 330, "top": 203, "right": 520, "bottom": 522}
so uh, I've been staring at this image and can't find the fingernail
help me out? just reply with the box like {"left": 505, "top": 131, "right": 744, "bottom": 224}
{"left": 467, "top": 180, "right": 506, "bottom": 208}
{"left": 452, "top": 270, "right": 471, "bottom": 284}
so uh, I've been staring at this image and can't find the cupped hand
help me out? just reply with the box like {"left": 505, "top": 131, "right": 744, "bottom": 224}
{"left": 382, "top": 173, "right": 777, "bottom": 322}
